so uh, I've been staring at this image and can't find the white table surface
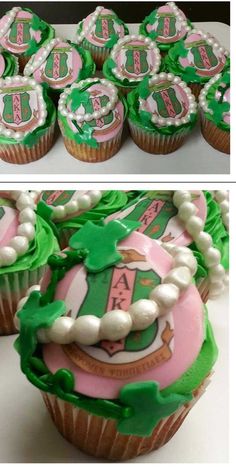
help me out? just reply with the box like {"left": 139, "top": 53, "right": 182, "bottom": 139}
{"left": 0, "top": 289, "right": 228, "bottom": 463}
{"left": 0, "top": 22, "right": 230, "bottom": 176}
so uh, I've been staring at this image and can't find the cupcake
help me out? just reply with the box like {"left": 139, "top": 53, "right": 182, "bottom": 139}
{"left": 103, "top": 34, "right": 161, "bottom": 95}
{"left": 165, "top": 29, "right": 230, "bottom": 98}
{"left": 76, "top": 6, "right": 129, "bottom": 69}
{"left": 0, "top": 47, "right": 19, "bottom": 78}
{"left": 140, "top": 2, "right": 192, "bottom": 55}
{"left": 58, "top": 77, "right": 127, "bottom": 163}
{"left": 0, "top": 7, "right": 55, "bottom": 72}
{"left": 38, "top": 189, "right": 143, "bottom": 247}
{"left": 0, "top": 75, "right": 56, "bottom": 164}
{"left": 104, "top": 190, "right": 229, "bottom": 303}
{"left": 0, "top": 190, "right": 58, "bottom": 335}
{"left": 199, "top": 69, "right": 230, "bottom": 154}
{"left": 15, "top": 218, "right": 218, "bottom": 460}
{"left": 127, "top": 72, "right": 197, "bottom": 154}
{"left": 24, "top": 38, "right": 96, "bottom": 96}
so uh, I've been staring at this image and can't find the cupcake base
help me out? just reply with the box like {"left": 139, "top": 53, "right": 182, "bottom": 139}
{"left": 42, "top": 376, "right": 210, "bottom": 461}
{"left": 17, "top": 54, "right": 30, "bottom": 73}
{"left": 128, "top": 120, "right": 188, "bottom": 155}
{"left": 0, "top": 122, "right": 55, "bottom": 164}
{"left": 201, "top": 114, "right": 230, "bottom": 154}
{"left": 61, "top": 129, "right": 123, "bottom": 163}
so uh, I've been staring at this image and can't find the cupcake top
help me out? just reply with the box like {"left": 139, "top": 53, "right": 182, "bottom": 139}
{"left": 199, "top": 69, "right": 230, "bottom": 131}
{"left": 15, "top": 219, "right": 217, "bottom": 436}
{"left": 24, "top": 38, "right": 96, "bottom": 92}
{"left": 103, "top": 34, "right": 161, "bottom": 89}
{"left": 165, "top": 29, "right": 230, "bottom": 84}
{"left": 76, "top": 6, "right": 129, "bottom": 50}
{"left": 140, "top": 2, "right": 191, "bottom": 51}
{"left": 58, "top": 78, "right": 127, "bottom": 147}
{"left": 128, "top": 72, "right": 197, "bottom": 134}
{"left": 0, "top": 7, "right": 55, "bottom": 57}
{"left": 0, "top": 190, "right": 58, "bottom": 273}
{"left": 0, "top": 47, "right": 19, "bottom": 78}
{"left": 0, "top": 75, "right": 56, "bottom": 146}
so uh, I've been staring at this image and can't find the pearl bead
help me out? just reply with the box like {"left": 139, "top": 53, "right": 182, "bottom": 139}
{"left": 204, "top": 247, "right": 221, "bottom": 267}
{"left": 209, "top": 264, "right": 225, "bottom": 281}
{"left": 0, "top": 246, "right": 17, "bottom": 266}
{"left": 214, "top": 190, "right": 228, "bottom": 202}
{"left": 19, "top": 207, "right": 36, "bottom": 224}
{"left": 17, "top": 223, "right": 35, "bottom": 241}
{"left": 89, "top": 191, "right": 102, "bottom": 204}
{"left": 174, "top": 252, "right": 197, "bottom": 275}
{"left": 27, "top": 285, "right": 40, "bottom": 295}
{"left": 173, "top": 191, "right": 191, "bottom": 208}
{"left": 65, "top": 200, "right": 78, "bottom": 214}
{"left": 129, "top": 299, "right": 159, "bottom": 330}
{"left": 178, "top": 201, "right": 197, "bottom": 221}
{"left": 37, "top": 327, "right": 51, "bottom": 343}
{"left": 186, "top": 216, "right": 204, "bottom": 236}
{"left": 163, "top": 266, "right": 192, "bottom": 291}
{"left": 16, "top": 193, "right": 34, "bottom": 210}
{"left": 78, "top": 194, "right": 91, "bottom": 210}
{"left": 100, "top": 310, "right": 132, "bottom": 341}
{"left": 17, "top": 296, "right": 28, "bottom": 311}
{"left": 220, "top": 200, "right": 229, "bottom": 214}
{"left": 52, "top": 205, "right": 65, "bottom": 219}
{"left": 195, "top": 231, "right": 212, "bottom": 252}
{"left": 47, "top": 317, "right": 74, "bottom": 344}
{"left": 9, "top": 236, "right": 29, "bottom": 256}
{"left": 150, "top": 283, "right": 179, "bottom": 310}
{"left": 72, "top": 315, "right": 100, "bottom": 345}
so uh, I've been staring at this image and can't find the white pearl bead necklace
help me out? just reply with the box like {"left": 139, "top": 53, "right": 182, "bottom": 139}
{"left": 110, "top": 34, "right": 161, "bottom": 82}
{"left": 24, "top": 37, "right": 63, "bottom": 76}
{"left": 213, "top": 190, "right": 229, "bottom": 230}
{"left": 140, "top": 72, "right": 197, "bottom": 127}
{"left": 0, "top": 191, "right": 37, "bottom": 267}
{"left": 58, "top": 78, "right": 118, "bottom": 123}
{"left": 48, "top": 190, "right": 102, "bottom": 220}
{"left": 15, "top": 243, "right": 196, "bottom": 344}
{"left": 0, "top": 7, "right": 21, "bottom": 39}
{"left": 199, "top": 72, "right": 222, "bottom": 114}
{"left": 165, "top": 2, "right": 191, "bottom": 33}
{"left": 76, "top": 6, "right": 104, "bottom": 44}
{"left": 0, "top": 76, "right": 47, "bottom": 141}
{"left": 173, "top": 190, "right": 228, "bottom": 299}
{"left": 188, "top": 28, "right": 229, "bottom": 57}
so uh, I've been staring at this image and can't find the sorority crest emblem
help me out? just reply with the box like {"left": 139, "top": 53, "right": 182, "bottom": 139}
{"left": 0, "top": 10, "right": 41, "bottom": 54}
{"left": 146, "top": 5, "right": 188, "bottom": 43}
{"left": 146, "top": 81, "right": 189, "bottom": 121}
{"left": 62, "top": 240, "right": 174, "bottom": 379}
{"left": 156, "top": 13, "right": 178, "bottom": 38}
{"left": 0, "top": 83, "right": 42, "bottom": 133}
{"left": 84, "top": 8, "right": 125, "bottom": 46}
{"left": 116, "top": 40, "right": 157, "bottom": 79}
{"left": 0, "top": 53, "right": 6, "bottom": 78}
{"left": 40, "top": 41, "right": 82, "bottom": 88}
{"left": 41, "top": 190, "right": 76, "bottom": 206}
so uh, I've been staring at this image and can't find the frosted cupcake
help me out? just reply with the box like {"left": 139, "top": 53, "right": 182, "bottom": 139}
{"left": 0, "top": 75, "right": 56, "bottom": 164}
{"left": 0, "top": 190, "right": 58, "bottom": 335}
{"left": 140, "top": 2, "right": 192, "bottom": 54}
{"left": 165, "top": 29, "right": 230, "bottom": 98}
{"left": 0, "top": 7, "right": 55, "bottom": 72}
{"left": 76, "top": 6, "right": 129, "bottom": 69}
{"left": 24, "top": 38, "right": 96, "bottom": 95}
{"left": 58, "top": 78, "right": 127, "bottom": 163}
{"left": 15, "top": 219, "right": 218, "bottom": 460}
{"left": 0, "top": 47, "right": 19, "bottom": 78}
{"left": 103, "top": 34, "right": 161, "bottom": 95}
{"left": 127, "top": 72, "right": 197, "bottom": 154}
{"left": 199, "top": 69, "right": 230, "bottom": 154}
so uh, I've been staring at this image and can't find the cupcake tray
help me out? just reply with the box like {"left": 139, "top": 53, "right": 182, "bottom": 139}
{"left": 0, "top": 22, "right": 230, "bottom": 177}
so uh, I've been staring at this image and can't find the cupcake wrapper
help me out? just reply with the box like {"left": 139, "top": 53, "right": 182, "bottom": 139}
{"left": 0, "top": 265, "right": 45, "bottom": 335}
{"left": 18, "top": 54, "right": 30, "bottom": 73}
{"left": 0, "top": 122, "right": 55, "bottom": 164}
{"left": 83, "top": 43, "right": 109, "bottom": 69}
{"left": 128, "top": 120, "right": 189, "bottom": 155}
{"left": 188, "top": 82, "right": 203, "bottom": 100}
{"left": 42, "top": 375, "right": 211, "bottom": 461}
{"left": 59, "top": 228, "right": 78, "bottom": 249}
{"left": 196, "top": 277, "right": 210, "bottom": 303}
{"left": 201, "top": 112, "right": 230, "bottom": 154}
{"left": 61, "top": 127, "right": 123, "bottom": 163}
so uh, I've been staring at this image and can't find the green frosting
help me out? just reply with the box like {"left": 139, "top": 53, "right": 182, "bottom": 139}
{"left": 127, "top": 76, "right": 197, "bottom": 135}
{"left": 165, "top": 40, "right": 230, "bottom": 85}
{"left": 0, "top": 50, "right": 18, "bottom": 77}
{"left": 58, "top": 80, "right": 128, "bottom": 147}
{"left": 203, "top": 69, "right": 230, "bottom": 131}
{"left": 0, "top": 83, "right": 56, "bottom": 148}
{"left": 77, "top": 13, "right": 129, "bottom": 51}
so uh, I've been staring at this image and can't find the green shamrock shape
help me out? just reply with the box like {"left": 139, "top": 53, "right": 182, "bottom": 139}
{"left": 118, "top": 381, "right": 192, "bottom": 437}
{"left": 69, "top": 219, "right": 141, "bottom": 272}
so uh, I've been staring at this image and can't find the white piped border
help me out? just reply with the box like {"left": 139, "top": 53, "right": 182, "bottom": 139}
{"left": 15, "top": 243, "right": 197, "bottom": 345}
{"left": 0, "top": 6, "right": 21, "bottom": 39}
{"left": 140, "top": 72, "right": 197, "bottom": 127}
{"left": 0, "top": 191, "right": 37, "bottom": 268}
{"left": 165, "top": 2, "right": 191, "bottom": 32}
{"left": 24, "top": 37, "right": 63, "bottom": 76}
{"left": 199, "top": 71, "right": 229, "bottom": 116}
{"left": 0, "top": 75, "right": 47, "bottom": 141}
{"left": 44, "top": 190, "right": 103, "bottom": 221}
{"left": 173, "top": 190, "right": 228, "bottom": 299}
{"left": 76, "top": 6, "right": 104, "bottom": 44}
{"left": 58, "top": 77, "right": 118, "bottom": 124}
{"left": 185, "top": 28, "right": 229, "bottom": 56}
{"left": 110, "top": 34, "right": 161, "bottom": 82}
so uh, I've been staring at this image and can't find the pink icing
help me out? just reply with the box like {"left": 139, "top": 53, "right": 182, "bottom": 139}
{"left": 0, "top": 10, "right": 42, "bottom": 54}
{"left": 115, "top": 39, "right": 159, "bottom": 80}
{"left": 0, "top": 206, "right": 18, "bottom": 247}
{"left": 146, "top": 5, "right": 187, "bottom": 43}
{"left": 66, "top": 82, "right": 124, "bottom": 143}
{"left": 179, "top": 33, "right": 226, "bottom": 77}
{"left": 43, "top": 231, "right": 204, "bottom": 399}
{"left": 82, "top": 8, "right": 125, "bottom": 47}
{"left": 0, "top": 53, "right": 5, "bottom": 77}
{"left": 32, "top": 41, "right": 83, "bottom": 89}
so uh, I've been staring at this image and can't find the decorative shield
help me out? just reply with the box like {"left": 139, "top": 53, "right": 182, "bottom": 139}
{"left": 156, "top": 14, "right": 177, "bottom": 38}
{"left": 95, "top": 15, "right": 116, "bottom": 40}
{"left": 8, "top": 19, "right": 31, "bottom": 46}
{"left": 83, "top": 94, "right": 114, "bottom": 128}
{"left": 125, "top": 46, "right": 149, "bottom": 75}
{"left": 41, "top": 190, "right": 75, "bottom": 206}
{"left": 152, "top": 87, "right": 182, "bottom": 118}
{"left": 3, "top": 92, "right": 32, "bottom": 126}
{"left": 45, "top": 51, "right": 69, "bottom": 79}
{"left": 191, "top": 44, "right": 218, "bottom": 70}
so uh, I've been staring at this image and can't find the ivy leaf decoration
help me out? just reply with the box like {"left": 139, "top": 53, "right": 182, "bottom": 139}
{"left": 183, "top": 66, "right": 199, "bottom": 82}
{"left": 25, "top": 38, "right": 39, "bottom": 56}
{"left": 176, "top": 41, "right": 189, "bottom": 58}
{"left": 105, "top": 33, "right": 119, "bottom": 49}
{"left": 118, "top": 381, "right": 192, "bottom": 437}
{"left": 69, "top": 219, "right": 141, "bottom": 272}
{"left": 74, "top": 122, "right": 98, "bottom": 148}
{"left": 149, "top": 30, "right": 158, "bottom": 40}
{"left": 70, "top": 89, "right": 90, "bottom": 112}
{"left": 148, "top": 10, "right": 158, "bottom": 26}
{"left": 106, "top": 57, "right": 117, "bottom": 71}
{"left": 208, "top": 100, "right": 230, "bottom": 125}
{"left": 139, "top": 76, "right": 151, "bottom": 100}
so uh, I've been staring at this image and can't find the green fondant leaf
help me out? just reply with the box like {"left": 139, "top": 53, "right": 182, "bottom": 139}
{"left": 105, "top": 33, "right": 119, "bottom": 49}
{"left": 73, "top": 122, "right": 98, "bottom": 148}
{"left": 139, "top": 77, "right": 151, "bottom": 100}
{"left": 208, "top": 100, "right": 230, "bottom": 125}
{"left": 148, "top": 10, "right": 158, "bottom": 26}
